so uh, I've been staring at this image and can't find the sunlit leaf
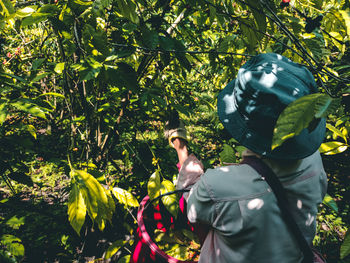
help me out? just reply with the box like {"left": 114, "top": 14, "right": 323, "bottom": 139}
{"left": 340, "top": 10, "right": 350, "bottom": 36}
{"left": 104, "top": 239, "right": 126, "bottom": 259}
{"left": 326, "top": 123, "right": 347, "bottom": 143}
{"left": 112, "top": 187, "right": 139, "bottom": 207}
{"left": 1, "top": 0, "right": 15, "bottom": 16}
{"left": 322, "top": 194, "right": 338, "bottom": 213}
{"left": 0, "top": 103, "right": 8, "bottom": 125}
{"left": 118, "top": 255, "right": 131, "bottom": 263}
{"left": 22, "top": 13, "right": 49, "bottom": 26}
{"left": 147, "top": 171, "right": 161, "bottom": 201}
{"left": 272, "top": 93, "right": 338, "bottom": 150}
{"left": 160, "top": 180, "right": 178, "bottom": 218}
{"left": 0, "top": 234, "right": 24, "bottom": 258}
{"left": 54, "top": 62, "right": 65, "bottom": 74}
{"left": 38, "top": 92, "right": 65, "bottom": 99}
{"left": 5, "top": 216, "right": 25, "bottom": 230}
{"left": 319, "top": 141, "right": 348, "bottom": 155}
{"left": 27, "top": 124, "right": 37, "bottom": 139}
{"left": 11, "top": 99, "right": 47, "bottom": 119}
{"left": 71, "top": 169, "right": 114, "bottom": 231}
{"left": 15, "top": 6, "right": 37, "bottom": 18}
{"left": 68, "top": 183, "right": 86, "bottom": 236}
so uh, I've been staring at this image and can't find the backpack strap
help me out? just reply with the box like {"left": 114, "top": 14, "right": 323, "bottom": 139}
{"left": 241, "top": 156, "right": 314, "bottom": 263}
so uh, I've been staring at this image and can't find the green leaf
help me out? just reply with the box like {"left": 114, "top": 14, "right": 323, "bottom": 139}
{"left": 160, "top": 180, "right": 179, "bottom": 218}
{"left": 11, "top": 99, "right": 47, "bottom": 119}
{"left": 326, "top": 123, "right": 347, "bottom": 143}
{"left": 142, "top": 29, "right": 159, "bottom": 49}
{"left": 0, "top": 103, "right": 8, "bottom": 125}
{"left": 272, "top": 93, "right": 338, "bottom": 150}
{"left": 5, "top": 216, "right": 25, "bottom": 230}
{"left": 68, "top": 183, "right": 87, "bottom": 236}
{"left": 104, "top": 239, "right": 126, "bottom": 259}
{"left": 38, "top": 92, "right": 65, "bottom": 99}
{"left": 72, "top": 0, "right": 93, "bottom": 6}
{"left": 115, "top": 0, "right": 139, "bottom": 24}
{"left": 340, "top": 10, "right": 350, "bottom": 36}
{"left": 0, "top": 0, "right": 15, "bottom": 16}
{"left": 240, "top": 19, "right": 258, "bottom": 51}
{"left": 54, "top": 62, "right": 65, "bottom": 74}
{"left": 72, "top": 169, "right": 115, "bottom": 231}
{"left": 22, "top": 13, "right": 49, "bottom": 26}
{"left": 219, "top": 144, "right": 236, "bottom": 164}
{"left": 117, "top": 255, "right": 131, "bottom": 263}
{"left": 319, "top": 141, "right": 348, "bottom": 155}
{"left": 112, "top": 187, "right": 139, "bottom": 207}
{"left": 27, "top": 124, "right": 37, "bottom": 139}
{"left": 15, "top": 6, "right": 37, "bottom": 18}
{"left": 147, "top": 171, "right": 161, "bottom": 201}
{"left": 31, "top": 58, "right": 46, "bottom": 70}
{"left": 246, "top": 0, "right": 266, "bottom": 37}
{"left": 0, "top": 234, "right": 24, "bottom": 258}
{"left": 314, "top": 95, "right": 340, "bottom": 119}
{"left": 341, "top": 230, "right": 350, "bottom": 259}
{"left": 218, "top": 35, "right": 236, "bottom": 52}
{"left": 322, "top": 194, "right": 338, "bottom": 213}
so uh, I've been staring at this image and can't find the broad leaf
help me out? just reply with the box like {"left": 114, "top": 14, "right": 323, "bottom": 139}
{"left": 322, "top": 194, "right": 338, "bottom": 213}
{"left": 147, "top": 171, "right": 161, "bottom": 201}
{"left": 326, "top": 123, "right": 347, "bottom": 143}
{"left": 340, "top": 230, "right": 350, "bottom": 259}
{"left": 72, "top": 169, "right": 114, "bottom": 231}
{"left": 104, "top": 239, "right": 126, "bottom": 259}
{"left": 11, "top": 99, "right": 47, "bottom": 119}
{"left": 115, "top": 0, "right": 139, "bottom": 24}
{"left": 0, "top": 0, "right": 15, "bottom": 16}
{"left": 22, "top": 13, "right": 49, "bottom": 26}
{"left": 27, "top": 124, "right": 37, "bottom": 139}
{"left": 112, "top": 187, "right": 139, "bottom": 207}
{"left": 219, "top": 144, "right": 236, "bottom": 164}
{"left": 0, "top": 103, "right": 8, "bottom": 125}
{"left": 5, "top": 216, "right": 25, "bottom": 230}
{"left": 15, "top": 6, "right": 37, "bottom": 18}
{"left": 272, "top": 93, "right": 338, "bottom": 150}
{"left": 319, "top": 141, "right": 348, "bottom": 155}
{"left": 0, "top": 234, "right": 24, "bottom": 258}
{"left": 160, "top": 180, "right": 178, "bottom": 218}
{"left": 54, "top": 62, "right": 65, "bottom": 74}
{"left": 68, "top": 183, "right": 87, "bottom": 236}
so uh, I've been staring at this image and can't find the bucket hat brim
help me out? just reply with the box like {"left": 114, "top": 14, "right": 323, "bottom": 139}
{"left": 217, "top": 79, "right": 326, "bottom": 160}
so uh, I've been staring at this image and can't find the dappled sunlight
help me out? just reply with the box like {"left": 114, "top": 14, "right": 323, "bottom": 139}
{"left": 258, "top": 62, "right": 284, "bottom": 89}
{"left": 218, "top": 166, "right": 230, "bottom": 172}
{"left": 223, "top": 92, "right": 236, "bottom": 115}
{"left": 188, "top": 203, "right": 198, "bottom": 222}
{"left": 297, "top": 199, "right": 303, "bottom": 209}
{"left": 305, "top": 213, "right": 315, "bottom": 226}
{"left": 247, "top": 198, "right": 264, "bottom": 210}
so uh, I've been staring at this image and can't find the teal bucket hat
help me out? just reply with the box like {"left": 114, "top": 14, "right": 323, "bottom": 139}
{"left": 217, "top": 53, "right": 326, "bottom": 160}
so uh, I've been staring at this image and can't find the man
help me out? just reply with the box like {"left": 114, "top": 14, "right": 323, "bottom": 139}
{"left": 167, "top": 53, "right": 327, "bottom": 262}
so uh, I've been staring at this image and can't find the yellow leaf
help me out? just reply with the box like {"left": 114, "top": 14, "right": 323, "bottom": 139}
{"left": 112, "top": 187, "right": 139, "bottom": 207}
{"left": 147, "top": 171, "right": 161, "bottom": 201}
{"left": 319, "top": 141, "right": 348, "bottom": 155}
{"left": 68, "top": 183, "right": 86, "bottom": 236}
{"left": 160, "top": 180, "right": 179, "bottom": 218}
{"left": 104, "top": 240, "right": 126, "bottom": 259}
{"left": 72, "top": 170, "right": 114, "bottom": 226}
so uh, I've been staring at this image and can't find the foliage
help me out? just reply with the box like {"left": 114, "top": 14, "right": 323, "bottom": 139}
{"left": 0, "top": 0, "right": 350, "bottom": 261}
